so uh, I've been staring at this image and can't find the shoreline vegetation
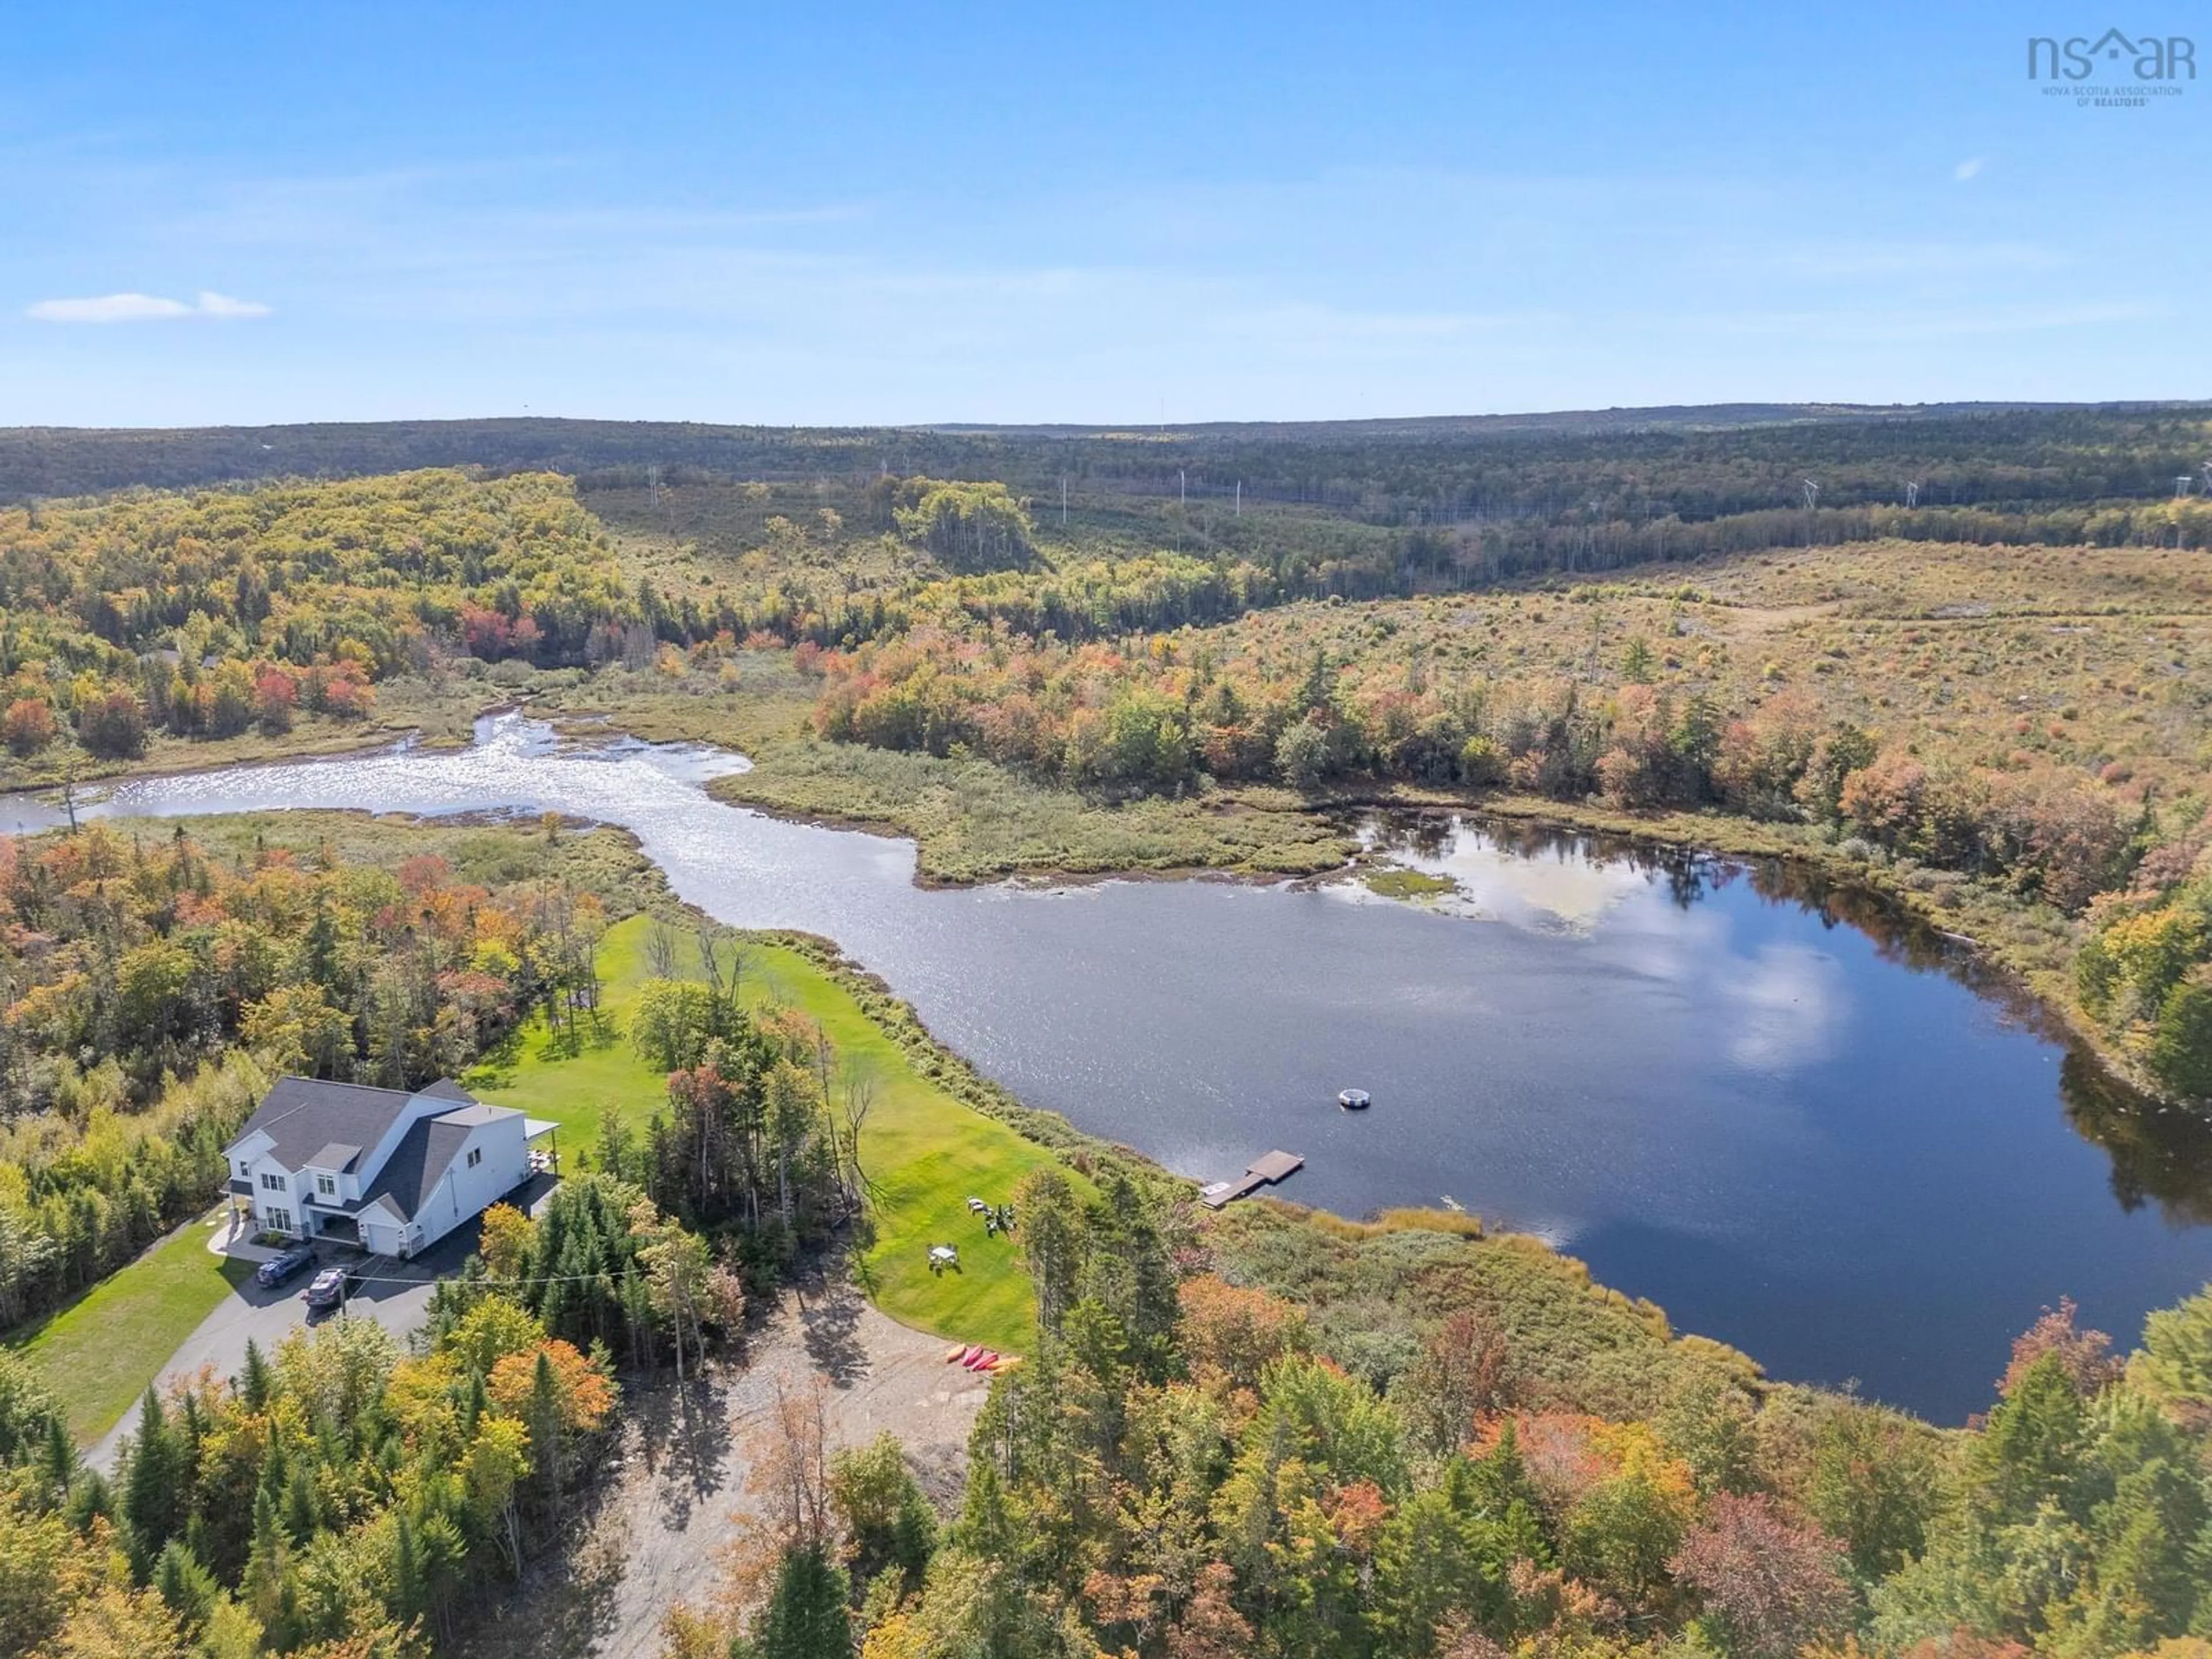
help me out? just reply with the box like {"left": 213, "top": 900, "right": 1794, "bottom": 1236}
{"left": 4, "top": 450, "right": 2209, "bottom": 1102}
{"left": 3, "top": 420, "right": 2212, "bottom": 1648}
{"left": 21, "top": 673, "right": 2156, "bottom": 1102}
{"left": 0, "top": 639, "right": 2181, "bottom": 1105}
{"left": 14, "top": 813, "right": 2209, "bottom": 1659}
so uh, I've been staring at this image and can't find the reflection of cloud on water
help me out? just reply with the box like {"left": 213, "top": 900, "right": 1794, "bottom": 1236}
{"left": 1604, "top": 900, "right": 1729, "bottom": 984}
{"left": 1369, "top": 836, "right": 1653, "bottom": 934}
{"left": 1362, "top": 820, "right": 1850, "bottom": 1081}
{"left": 1714, "top": 944, "right": 1846, "bottom": 1073}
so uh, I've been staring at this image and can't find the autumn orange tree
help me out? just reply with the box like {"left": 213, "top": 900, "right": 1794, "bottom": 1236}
{"left": 0, "top": 825, "right": 612, "bottom": 1339}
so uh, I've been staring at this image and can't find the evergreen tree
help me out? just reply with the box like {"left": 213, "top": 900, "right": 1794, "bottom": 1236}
{"left": 1371, "top": 1455, "right": 1517, "bottom": 1654}
{"left": 243, "top": 1486, "right": 297, "bottom": 1650}
{"left": 1081, "top": 1172, "right": 1179, "bottom": 1378}
{"left": 1971, "top": 1351, "right": 2090, "bottom": 1526}
{"left": 752, "top": 1543, "right": 851, "bottom": 1659}
{"left": 1012, "top": 1167, "right": 1084, "bottom": 1334}
{"left": 121, "top": 1388, "right": 184, "bottom": 1578}
{"left": 526, "top": 1347, "right": 569, "bottom": 1523}
{"left": 239, "top": 1338, "right": 272, "bottom": 1411}
{"left": 36, "top": 1414, "right": 77, "bottom": 1506}
{"left": 153, "top": 1539, "right": 221, "bottom": 1630}
{"left": 389, "top": 1511, "right": 424, "bottom": 1627}
{"left": 283, "top": 1459, "right": 319, "bottom": 1542}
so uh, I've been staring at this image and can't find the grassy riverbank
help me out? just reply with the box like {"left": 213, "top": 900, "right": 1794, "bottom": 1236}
{"left": 465, "top": 913, "right": 1070, "bottom": 1353}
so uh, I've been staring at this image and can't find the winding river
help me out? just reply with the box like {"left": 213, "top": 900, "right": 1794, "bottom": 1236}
{"left": 9, "top": 713, "right": 2210, "bottom": 1422}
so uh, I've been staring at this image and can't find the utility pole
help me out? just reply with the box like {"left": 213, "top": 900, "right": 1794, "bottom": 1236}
{"left": 1061, "top": 475, "right": 1068, "bottom": 528}
{"left": 1234, "top": 480, "right": 1241, "bottom": 518}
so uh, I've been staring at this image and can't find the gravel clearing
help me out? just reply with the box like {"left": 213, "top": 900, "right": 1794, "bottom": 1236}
{"left": 459, "top": 1273, "right": 994, "bottom": 1659}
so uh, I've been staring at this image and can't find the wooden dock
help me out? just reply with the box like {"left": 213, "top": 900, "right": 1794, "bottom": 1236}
{"left": 1200, "top": 1149, "right": 1306, "bottom": 1209}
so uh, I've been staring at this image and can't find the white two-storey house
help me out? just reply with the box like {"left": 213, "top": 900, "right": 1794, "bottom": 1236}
{"left": 225, "top": 1077, "right": 554, "bottom": 1257}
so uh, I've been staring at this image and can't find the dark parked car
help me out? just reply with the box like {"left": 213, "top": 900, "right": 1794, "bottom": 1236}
{"left": 255, "top": 1244, "right": 316, "bottom": 1289}
{"left": 304, "top": 1267, "right": 351, "bottom": 1311}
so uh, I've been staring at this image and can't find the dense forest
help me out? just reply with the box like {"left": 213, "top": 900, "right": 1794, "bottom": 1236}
{"left": 6, "top": 407, "right": 2211, "bottom": 527}
{"left": 5, "top": 983, "right": 2212, "bottom": 1659}
{"left": 0, "top": 471, "right": 639, "bottom": 766}
{"left": 774, "top": 1191, "right": 2212, "bottom": 1659}
{"left": 0, "top": 1171, "right": 751, "bottom": 1658}
{"left": 5, "top": 403, "right": 2210, "bottom": 782}
{"left": 0, "top": 813, "right": 902, "bottom": 1656}
{"left": 0, "top": 817, "right": 630, "bottom": 1337}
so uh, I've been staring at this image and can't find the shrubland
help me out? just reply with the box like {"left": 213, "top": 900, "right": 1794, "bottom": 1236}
{"left": 793, "top": 546, "right": 2212, "bottom": 1097}
{"left": 658, "top": 1175, "right": 2212, "bottom": 1659}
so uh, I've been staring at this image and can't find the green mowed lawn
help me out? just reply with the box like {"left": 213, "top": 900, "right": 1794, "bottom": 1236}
{"left": 22, "top": 912, "right": 1056, "bottom": 1442}
{"left": 745, "top": 941, "right": 1074, "bottom": 1355}
{"left": 467, "top": 914, "right": 1063, "bottom": 1353}
{"left": 12, "top": 1210, "right": 254, "bottom": 1442}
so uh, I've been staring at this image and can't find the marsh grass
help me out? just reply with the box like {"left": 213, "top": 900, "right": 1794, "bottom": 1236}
{"left": 1359, "top": 868, "right": 1460, "bottom": 901}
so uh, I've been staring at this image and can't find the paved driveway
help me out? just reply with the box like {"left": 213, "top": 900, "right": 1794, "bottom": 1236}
{"left": 88, "top": 1219, "right": 487, "bottom": 1472}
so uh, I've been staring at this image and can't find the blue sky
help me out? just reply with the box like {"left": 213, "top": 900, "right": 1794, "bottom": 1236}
{"left": 3, "top": 2, "right": 2205, "bottom": 426}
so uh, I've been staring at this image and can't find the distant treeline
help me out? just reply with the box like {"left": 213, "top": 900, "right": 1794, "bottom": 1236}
{"left": 7, "top": 405, "right": 2209, "bottom": 534}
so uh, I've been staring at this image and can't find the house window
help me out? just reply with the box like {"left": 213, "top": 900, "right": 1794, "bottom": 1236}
{"left": 467, "top": 1148, "right": 482, "bottom": 1169}
{"left": 315, "top": 1173, "right": 336, "bottom": 1198}
{"left": 265, "top": 1207, "right": 293, "bottom": 1234}
{"left": 237, "top": 1160, "right": 251, "bottom": 1177}
{"left": 261, "top": 1172, "right": 285, "bottom": 1192}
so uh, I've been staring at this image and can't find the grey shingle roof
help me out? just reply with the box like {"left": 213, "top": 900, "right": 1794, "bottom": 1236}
{"left": 428, "top": 1102, "right": 505, "bottom": 1128}
{"left": 305, "top": 1141, "right": 362, "bottom": 1174}
{"left": 229, "top": 1077, "right": 474, "bottom": 1175}
{"left": 358, "top": 1116, "right": 476, "bottom": 1227}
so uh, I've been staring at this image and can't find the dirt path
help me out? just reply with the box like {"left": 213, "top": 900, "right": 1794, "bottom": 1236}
{"left": 459, "top": 1277, "right": 991, "bottom": 1659}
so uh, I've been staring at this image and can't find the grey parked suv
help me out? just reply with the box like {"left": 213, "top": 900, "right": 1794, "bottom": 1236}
{"left": 255, "top": 1243, "right": 316, "bottom": 1289}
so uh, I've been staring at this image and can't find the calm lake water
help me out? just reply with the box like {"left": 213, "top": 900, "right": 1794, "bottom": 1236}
{"left": 11, "top": 713, "right": 2210, "bottom": 1422}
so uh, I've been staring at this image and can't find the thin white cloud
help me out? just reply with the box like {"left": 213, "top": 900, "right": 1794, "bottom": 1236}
{"left": 28, "top": 291, "right": 193, "bottom": 323}
{"left": 192, "top": 290, "right": 271, "bottom": 317}
{"left": 26, "top": 289, "right": 271, "bottom": 323}
{"left": 1955, "top": 157, "right": 1986, "bottom": 182}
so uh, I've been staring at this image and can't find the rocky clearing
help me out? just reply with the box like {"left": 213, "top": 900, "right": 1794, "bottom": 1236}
{"left": 458, "top": 1273, "right": 994, "bottom": 1659}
